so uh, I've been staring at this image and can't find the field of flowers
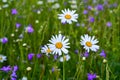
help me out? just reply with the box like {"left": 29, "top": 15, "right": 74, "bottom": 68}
{"left": 0, "top": 0, "right": 120, "bottom": 80}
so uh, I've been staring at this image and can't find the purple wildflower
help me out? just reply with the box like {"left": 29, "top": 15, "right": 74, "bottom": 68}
{"left": 113, "top": 3, "right": 118, "bottom": 8}
{"left": 100, "top": 50, "right": 106, "bottom": 58}
{"left": 94, "top": 11, "right": 99, "bottom": 15}
{"left": 64, "top": 2, "right": 67, "bottom": 6}
{"left": 81, "top": 23, "right": 85, "bottom": 27}
{"left": 10, "top": 65, "right": 18, "bottom": 80}
{"left": 0, "top": 37, "right": 8, "bottom": 44}
{"left": 0, "top": 66, "right": 12, "bottom": 72}
{"left": 54, "top": 54, "right": 58, "bottom": 60}
{"left": 87, "top": 73, "right": 97, "bottom": 80}
{"left": 76, "top": 23, "right": 80, "bottom": 27}
{"left": 74, "top": 49, "right": 79, "bottom": 54}
{"left": 52, "top": 67, "right": 55, "bottom": 72}
{"left": 83, "top": 52, "right": 89, "bottom": 57}
{"left": 19, "top": 34, "right": 24, "bottom": 39}
{"left": 11, "top": 77, "right": 17, "bottom": 80}
{"left": 11, "top": 72, "right": 17, "bottom": 78}
{"left": 25, "top": 25, "right": 34, "bottom": 33}
{"left": 88, "top": 6, "right": 92, "bottom": 10}
{"left": 83, "top": 0, "right": 88, "bottom": 3}
{"left": 62, "top": 22, "right": 67, "bottom": 25}
{"left": 89, "top": 17, "right": 94, "bottom": 23}
{"left": 11, "top": 9, "right": 18, "bottom": 15}
{"left": 16, "top": 23, "right": 21, "bottom": 28}
{"left": 13, "top": 65, "right": 18, "bottom": 72}
{"left": 104, "top": 1, "right": 108, "bottom": 6}
{"left": 36, "top": 53, "right": 42, "bottom": 58}
{"left": 83, "top": 10, "right": 88, "bottom": 14}
{"left": 88, "top": 27, "right": 92, "bottom": 31}
{"left": 106, "top": 22, "right": 112, "bottom": 27}
{"left": 95, "top": 4, "right": 104, "bottom": 11}
{"left": 28, "top": 53, "right": 34, "bottom": 60}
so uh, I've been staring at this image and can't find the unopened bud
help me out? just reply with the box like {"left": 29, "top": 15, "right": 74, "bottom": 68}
{"left": 26, "top": 67, "right": 32, "bottom": 71}
{"left": 82, "top": 57, "right": 86, "bottom": 61}
{"left": 23, "top": 43, "right": 27, "bottom": 47}
{"left": 11, "top": 33, "right": 15, "bottom": 37}
{"left": 103, "top": 59, "right": 107, "bottom": 63}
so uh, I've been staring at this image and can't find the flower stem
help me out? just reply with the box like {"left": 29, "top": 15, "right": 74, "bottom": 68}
{"left": 63, "top": 55, "right": 65, "bottom": 80}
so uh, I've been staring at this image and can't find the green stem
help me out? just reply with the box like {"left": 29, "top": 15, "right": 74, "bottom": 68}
{"left": 63, "top": 54, "right": 65, "bottom": 80}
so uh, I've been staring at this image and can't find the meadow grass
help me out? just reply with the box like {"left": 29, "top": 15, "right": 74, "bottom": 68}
{"left": 0, "top": 0, "right": 120, "bottom": 80}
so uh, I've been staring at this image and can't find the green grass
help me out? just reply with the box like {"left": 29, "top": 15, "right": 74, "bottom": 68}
{"left": 0, "top": 0, "right": 120, "bottom": 80}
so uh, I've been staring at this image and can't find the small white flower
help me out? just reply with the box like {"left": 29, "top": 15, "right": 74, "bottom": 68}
{"left": 59, "top": 55, "right": 70, "bottom": 62}
{"left": 52, "top": 3, "right": 60, "bottom": 9}
{"left": 2, "top": 0, "right": 7, "bottom": 3}
{"left": 48, "top": 34, "right": 70, "bottom": 55}
{"left": 37, "top": 1, "right": 43, "bottom": 5}
{"left": 0, "top": 54, "right": 7, "bottom": 63}
{"left": 58, "top": 9, "right": 78, "bottom": 24}
{"left": 2, "top": 4, "right": 9, "bottom": 8}
{"left": 47, "top": 0, "right": 56, "bottom": 3}
{"left": 80, "top": 34, "right": 99, "bottom": 52}
{"left": 41, "top": 45, "right": 52, "bottom": 55}
{"left": 21, "top": 76, "right": 27, "bottom": 80}
{"left": 69, "top": 0, "right": 77, "bottom": 4}
{"left": 71, "top": 4, "right": 77, "bottom": 9}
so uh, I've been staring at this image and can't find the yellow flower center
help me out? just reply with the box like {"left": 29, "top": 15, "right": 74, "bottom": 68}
{"left": 47, "top": 49, "right": 51, "bottom": 53}
{"left": 0, "top": 57, "right": 2, "bottom": 60}
{"left": 65, "top": 14, "right": 71, "bottom": 19}
{"left": 55, "top": 42, "right": 63, "bottom": 49}
{"left": 86, "top": 41, "right": 92, "bottom": 47}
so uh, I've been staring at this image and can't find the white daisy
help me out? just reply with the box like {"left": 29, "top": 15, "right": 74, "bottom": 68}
{"left": 58, "top": 9, "right": 78, "bottom": 24}
{"left": 80, "top": 34, "right": 99, "bottom": 52}
{"left": 48, "top": 34, "right": 70, "bottom": 55}
{"left": 59, "top": 54, "right": 70, "bottom": 62}
{"left": 0, "top": 54, "right": 7, "bottom": 63}
{"left": 41, "top": 45, "right": 52, "bottom": 55}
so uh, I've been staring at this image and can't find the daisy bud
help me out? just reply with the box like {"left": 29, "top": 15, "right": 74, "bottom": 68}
{"left": 37, "top": 10, "right": 41, "bottom": 14}
{"left": 96, "top": 75, "right": 100, "bottom": 78}
{"left": 16, "top": 39, "right": 20, "bottom": 42}
{"left": 35, "top": 20, "right": 39, "bottom": 23}
{"left": 15, "top": 29, "right": 18, "bottom": 32}
{"left": 11, "top": 33, "right": 15, "bottom": 37}
{"left": 23, "top": 43, "right": 27, "bottom": 47}
{"left": 82, "top": 57, "right": 86, "bottom": 61}
{"left": 103, "top": 59, "right": 107, "bottom": 63}
{"left": 26, "top": 67, "right": 32, "bottom": 71}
